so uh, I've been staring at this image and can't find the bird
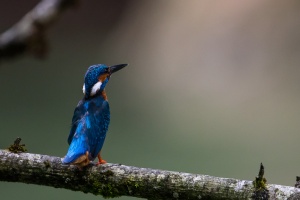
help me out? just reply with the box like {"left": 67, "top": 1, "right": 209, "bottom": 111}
{"left": 62, "top": 63, "right": 127, "bottom": 168}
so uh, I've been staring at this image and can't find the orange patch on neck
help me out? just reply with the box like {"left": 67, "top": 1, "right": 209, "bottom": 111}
{"left": 101, "top": 90, "right": 108, "bottom": 100}
{"left": 99, "top": 74, "right": 108, "bottom": 82}
{"left": 98, "top": 74, "right": 109, "bottom": 100}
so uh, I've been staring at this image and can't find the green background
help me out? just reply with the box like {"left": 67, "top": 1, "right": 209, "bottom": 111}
{"left": 1, "top": 1, "right": 300, "bottom": 199}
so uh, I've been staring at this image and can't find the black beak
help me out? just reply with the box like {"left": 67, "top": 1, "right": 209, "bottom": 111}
{"left": 109, "top": 64, "right": 128, "bottom": 74}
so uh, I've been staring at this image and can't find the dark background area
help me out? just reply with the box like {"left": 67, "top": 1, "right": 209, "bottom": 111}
{"left": 1, "top": 1, "right": 300, "bottom": 199}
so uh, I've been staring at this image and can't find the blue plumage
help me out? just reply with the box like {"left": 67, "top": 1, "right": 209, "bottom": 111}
{"left": 62, "top": 64, "right": 127, "bottom": 167}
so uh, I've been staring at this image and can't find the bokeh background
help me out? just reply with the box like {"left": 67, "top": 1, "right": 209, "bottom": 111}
{"left": 1, "top": 0, "right": 300, "bottom": 199}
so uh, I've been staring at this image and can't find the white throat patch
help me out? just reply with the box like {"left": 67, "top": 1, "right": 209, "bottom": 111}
{"left": 82, "top": 84, "right": 86, "bottom": 94}
{"left": 90, "top": 81, "right": 102, "bottom": 96}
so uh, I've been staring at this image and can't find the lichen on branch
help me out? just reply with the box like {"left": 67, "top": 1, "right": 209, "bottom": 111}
{"left": 0, "top": 150, "right": 299, "bottom": 199}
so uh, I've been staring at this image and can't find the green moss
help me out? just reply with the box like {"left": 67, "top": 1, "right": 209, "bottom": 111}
{"left": 43, "top": 160, "right": 51, "bottom": 168}
{"left": 7, "top": 137, "right": 27, "bottom": 153}
{"left": 90, "top": 176, "right": 121, "bottom": 198}
{"left": 101, "top": 184, "right": 120, "bottom": 198}
{"left": 252, "top": 163, "right": 267, "bottom": 190}
{"left": 252, "top": 163, "right": 269, "bottom": 200}
{"left": 253, "top": 177, "right": 267, "bottom": 190}
{"left": 91, "top": 172, "right": 150, "bottom": 198}
{"left": 103, "top": 170, "right": 114, "bottom": 177}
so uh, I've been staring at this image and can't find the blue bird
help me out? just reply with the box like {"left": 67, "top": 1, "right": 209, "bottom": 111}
{"left": 62, "top": 63, "right": 127, "bottom": 167}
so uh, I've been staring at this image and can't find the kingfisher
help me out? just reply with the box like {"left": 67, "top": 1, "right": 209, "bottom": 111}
{"left": 62, "top": 63, "right": 127, "bottom": 167}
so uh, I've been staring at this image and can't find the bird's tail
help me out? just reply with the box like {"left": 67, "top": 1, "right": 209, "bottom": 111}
{"left": 62, "top": 127, "right": 89, "bottom": 164}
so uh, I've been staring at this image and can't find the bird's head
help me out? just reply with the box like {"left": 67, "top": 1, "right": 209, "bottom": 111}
{"left": 83, "top": 64, "right": 127, "bottom": 98}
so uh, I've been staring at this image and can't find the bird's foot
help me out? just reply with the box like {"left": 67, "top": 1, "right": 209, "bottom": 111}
{"left": 72, "top": 151, "right": 90, "bottom": 168}
{"left": 96, "top": 159, "right": 107, "bottom": 165}
{"left": 97, "top": 153, "right": 107, "bottom": 165}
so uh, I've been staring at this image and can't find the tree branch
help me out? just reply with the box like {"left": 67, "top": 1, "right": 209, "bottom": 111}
{"left": 0, "top": 150, "right": 299, "bottom": 199}
{"left": 0, "top": 0, "right": 78, "bottom": 61}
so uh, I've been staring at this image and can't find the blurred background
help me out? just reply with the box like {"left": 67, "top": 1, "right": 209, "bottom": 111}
{"left": 1, "top": 0, "right": 300, "bottom": 199}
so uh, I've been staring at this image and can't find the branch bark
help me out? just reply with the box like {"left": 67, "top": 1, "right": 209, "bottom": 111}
{"left": 0, "top": 0, "right": 78, "bottom": 61}
{"left": 0, "top": 150, "right": 299, "bottom": 199}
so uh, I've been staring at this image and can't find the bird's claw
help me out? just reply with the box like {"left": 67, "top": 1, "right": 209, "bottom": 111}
{"left": 97, "top": 159, "right": 107, "bottom": 165}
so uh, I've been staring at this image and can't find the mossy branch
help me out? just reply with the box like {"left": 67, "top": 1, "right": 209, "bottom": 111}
{"left": 0, "top": 0, "right": 78, "bottom": 61}
{"left": 0, "top": 150, "right": 300, "bottom": 199}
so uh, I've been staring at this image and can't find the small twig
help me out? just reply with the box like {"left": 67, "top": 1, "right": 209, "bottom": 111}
{"left": 0, "top": 150, "right": 299, "bottom": 199}
{"left": 0, "top": 0, "right": 79, "bottom": 61}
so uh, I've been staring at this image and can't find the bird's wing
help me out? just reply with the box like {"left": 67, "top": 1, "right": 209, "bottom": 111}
{"left": 62, "top": 121, "right": 89, "bottom": 164}
{"left": 68, "top": 100, "right": 85, "bottom": 145}
{"left": 87, "top": 99, "right": 110, "bottom": 160}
